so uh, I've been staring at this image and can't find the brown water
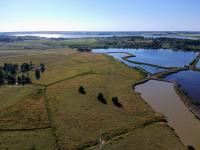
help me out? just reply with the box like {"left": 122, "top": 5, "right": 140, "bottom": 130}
{"left": 135, "top": 80, "right": 200, "bottom": 150}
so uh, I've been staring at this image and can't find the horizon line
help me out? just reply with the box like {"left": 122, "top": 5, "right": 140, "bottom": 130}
{"left": 1, "top": 30, "right": 200, "bottom": 33}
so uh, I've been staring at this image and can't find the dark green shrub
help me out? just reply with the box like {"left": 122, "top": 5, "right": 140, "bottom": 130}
{"left": 187, "top": 145, "right": 195, "bottom": 150}
{"left": 79, "top": 86, "right": 86, "bottom": 94}
{"left": 40, "top": 63, "right": 45, "bottom": 73}
{"left": 97, "top": 93, "right": 107, "bottom": 104}
{"left": 30, "top": 145, "right": 36, "bottom": 150}
{"left": 35, "top": 69, "right": 41, "bottom": 80}
{"left": 112, "top": 97, "right": 123, "bottom": 108}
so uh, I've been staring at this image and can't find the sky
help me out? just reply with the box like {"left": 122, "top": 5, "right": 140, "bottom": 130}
{"left": 0, "top": 0, "right": 200, "bottom": 32}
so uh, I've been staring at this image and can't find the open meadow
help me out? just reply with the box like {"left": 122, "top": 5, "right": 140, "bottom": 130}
{"left": 0, "top": 46, "right": 185, "bottom": 150}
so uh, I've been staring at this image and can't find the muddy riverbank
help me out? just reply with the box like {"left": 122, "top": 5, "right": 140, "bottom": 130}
{"left": 135, "top": 80, "right": 200, "bottom": 150}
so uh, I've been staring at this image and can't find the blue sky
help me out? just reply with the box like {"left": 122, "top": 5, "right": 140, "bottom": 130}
{"left": 0, "top": 0, "right": 200, "bottom": 31}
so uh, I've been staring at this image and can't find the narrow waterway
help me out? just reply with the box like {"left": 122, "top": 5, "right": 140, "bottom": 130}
{"left": 135, "top": 80, "right": 200, "bottom": 150}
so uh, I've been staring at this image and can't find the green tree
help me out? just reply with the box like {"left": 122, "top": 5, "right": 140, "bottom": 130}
{"left": 7, "top": 75, "right": 16, "bottom": 85}
{"left": 40, "top": 63, "right": 45, "bottom": 73}
{"left": 35, "top": 69, "right": 41, "bottom": 80}
{"left": 112, "top": 97, "right": 123, "bottom": 108}
{"left": 187, "top": 145, "right": 195, "bottom": 150}
{"left": 21, "top": 74, "right": 26, "bottom": 85}
{"left": 20, "top": 63, "right": 30, "bottom": 72}
{"left": 17, "top": 76, "right": 22, "bottom": 85}
{"left": 25, "top": 76, "right": 31, "bottom": 84}
{"left": 97, "top": 93, "right": 107, "bottom": 104}
{"left": 79, "top": 86, "right": 86, "bottom": 94}
{"left": 0, "top": 69, "right": 4, "bottom": 85}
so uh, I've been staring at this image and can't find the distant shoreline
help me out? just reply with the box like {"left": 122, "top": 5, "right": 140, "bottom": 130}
{"left": 0, "top": 31, "right": 199, "bottom": 40}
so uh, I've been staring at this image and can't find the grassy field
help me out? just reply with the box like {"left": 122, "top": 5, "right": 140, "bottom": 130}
{"left": 0, "top": 129, "right": 57, "bottom": 150}
{"left": 96, "top": 123, "right": 184, "bottom": 150}
{"left": 0, "top": 48, "right": 185, "bottom": 149}
{"left": 0, "top": 85, "right": 50, "bottom": 130}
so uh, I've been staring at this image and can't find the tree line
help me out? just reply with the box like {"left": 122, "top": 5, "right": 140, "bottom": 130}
{"left": 67, "top": 36, "right": 200, "bottom": 52}
{"left": 0, "top": 62, "right": 45, "bottom": 86}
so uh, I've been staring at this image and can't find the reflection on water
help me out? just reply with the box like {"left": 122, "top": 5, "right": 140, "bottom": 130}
{"left": 197, "top": 60, "right": 200, "bottom": 68}
{"left": 13, "top": 33, "right": 63, "bottom": 38}
{"left": 106, "top": 52, "right": 165, "bottom": 74}
{"left": 127, "top": 49, "right": 196, "bottom": 67}
{"left": 92, "top": 49, "right": 165, "bottom": 74}
{"left": 92, "top": 48, "right": 197, "bottom": 73}
{"left": 165, "top": 70, "right": 200, "bottom": 103}
{"left": 135, "top": 80, "right": 200, "bottom": 149}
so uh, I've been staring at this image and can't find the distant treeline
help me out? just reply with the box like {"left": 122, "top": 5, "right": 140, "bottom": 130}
{"left": 69, "top": 36, "right": 200, "bottom": 52}
{"left": 0, "top": 35, "right": 40, "bottom": 42}
{"left": 1, "top": 35, "right": 200, "bottom": 51}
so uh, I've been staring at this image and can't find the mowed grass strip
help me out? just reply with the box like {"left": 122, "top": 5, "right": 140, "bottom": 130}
{"left": 45, "top": 53, "right": 184, "bottom": 150}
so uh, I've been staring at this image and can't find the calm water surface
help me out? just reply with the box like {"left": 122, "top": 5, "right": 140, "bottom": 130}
{"left": 92, "top": 48, "right": 197, "bottom": 73}
{"left": 165, "top": 70, "right": 200, "bottom": 103}
{"left": 197, "top": 60, "right": 200, "bottom": 68}
{"left": 127, "top": 49, "right": 196, "bottom": 67}
{"left": 92, "top": 49, "right": 165, "bottom": 74}
{"left": 135, "top": 80, "right": 200, "bottom": 149}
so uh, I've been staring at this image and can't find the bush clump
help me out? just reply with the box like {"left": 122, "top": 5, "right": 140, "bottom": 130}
{"left": 97, "top": 93, "right": 107, "bottom": 104}
{"left": 187, "top": 145, "right": 195, "bottom": 150}
{"left": 112, "top": 97, "right": 123, "bottom": 108}
{"left": 79, "top": 86, "right": 86, "bottom": 94}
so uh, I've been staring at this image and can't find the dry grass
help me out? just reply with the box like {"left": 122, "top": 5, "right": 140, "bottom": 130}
{"left": 97, "top": 123, "right": 184, "bottom": 150}
{"left": 0, "top": 85, "right": 35, "bottom": 110}
{"left": 0, "top": 51, "right": 185, "bottom": 150}
{"left": 45, "top": 52, "right": 184, "bottom": 150}
{"left": 0, "top": 129, "right": 56, "bottom": 150}
{"left": 0, "top": 47, "right": 75, "bottom": 65}
{"left": 0, "top": 88, "right": 50, "bottom": 130}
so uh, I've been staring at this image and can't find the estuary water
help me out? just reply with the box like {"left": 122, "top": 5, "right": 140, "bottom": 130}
{"left": 92, "top": 48, "right": 197, "bottom": 73}
{"left": 93, "top": 48, "right": 200, "bottom": 149}
{"left": 165, "top": 70, "right": 200, "bottom": 103}
{"left": 135, "top": 80, "right": 200, "bottom": 149}
{"left": 197, "top": 60, "right": 200, "bottom": 68}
